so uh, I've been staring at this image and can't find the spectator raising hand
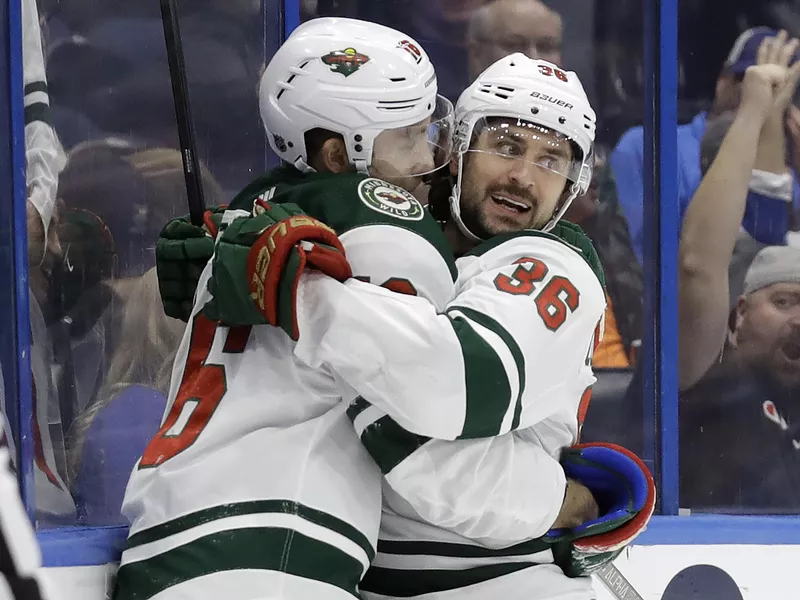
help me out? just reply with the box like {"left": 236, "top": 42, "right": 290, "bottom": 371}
{"left": 753, "top": 30, "right": 800, "bottom": 176}
{"left": 611, "top": 27, "right": 800, "bottom": 263}
{"left": 679, "top": 55, "right": 800, "bottom": 389}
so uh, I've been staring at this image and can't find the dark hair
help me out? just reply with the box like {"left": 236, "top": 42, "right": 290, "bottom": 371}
{"left": 303, "top": 128, "right": 345, "bottom": 166}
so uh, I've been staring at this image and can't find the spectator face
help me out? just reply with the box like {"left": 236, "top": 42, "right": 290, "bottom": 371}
{"left": 710, "top": 72, "right": 743, "bottom": 117}
{"left": 468, "top": 0, "right": 563, "bottom": 79}
{"left": 455, "top": 117, "right": 573, "bottom": 236}
{"left": 734, "top": 282, "right": 800, "bottom": 388}
{"left": 430, "top": 0, "right": 493, "bottom": 22}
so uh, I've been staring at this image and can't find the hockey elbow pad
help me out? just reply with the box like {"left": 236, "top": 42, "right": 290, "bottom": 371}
{"left": 545, "top": 442, "right": 655, "bottom": 578}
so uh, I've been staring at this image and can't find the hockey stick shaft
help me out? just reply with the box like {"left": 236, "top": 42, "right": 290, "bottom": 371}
{"left": 594, "top": 563, "right": 645, "bottom": 600}
{"left": 159, "top": 0, "right": 205, "bottom": 226}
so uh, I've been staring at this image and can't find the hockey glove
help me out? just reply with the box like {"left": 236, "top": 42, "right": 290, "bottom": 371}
{"left": 205, "top": 202, "right": 352, "bottom": 339}
{"left": 156, "top": 206, "right": 226, "bottom": 321}
{"left": 545, "top": 443, "right": 655, "bottom": 578}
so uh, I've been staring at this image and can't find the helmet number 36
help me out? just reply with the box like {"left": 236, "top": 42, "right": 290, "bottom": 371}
{"left": 537, "top": 64, "right": 569, "bottom": 82}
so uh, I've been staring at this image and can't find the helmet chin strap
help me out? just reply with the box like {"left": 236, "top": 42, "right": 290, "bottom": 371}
{"left": 449, "top": 152, "right": 484, "bottom": 243}
{"left": 294, "top": 156, "right": 315, "bottom": 174}
{"left": 541, "top": 181, "right": 580, "bottom": 233}
{"left": 543, "top": 160, "right": 592, "bottom": 231}
{"left": 294, "top": 154, "right": 371, "bottom": 176}
{"left": 353, "top": 158, "right": 369, "bottom": 175}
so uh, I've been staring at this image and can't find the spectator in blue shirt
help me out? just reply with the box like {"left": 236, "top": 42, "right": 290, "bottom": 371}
{"left": 611, "top": 27, "right": 799, "bottom": 264}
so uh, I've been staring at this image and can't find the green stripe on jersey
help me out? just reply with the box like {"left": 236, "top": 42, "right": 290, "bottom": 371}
{"left": 354, "top": 305, "right": 526, "bottom": 472}
{"left": 114, "top": 527, "right": 363, "bottom": 600}
{"left": 347, "top": 396, "right": 371, "bottom": 422}
{"left": 445, "top": 307, "right": 521, "bottom": 438}
{"left": 125, "top": 499, "right": 374, "bottom": 562}
{"left": 448, "top": 306, "right": 525, "bottom": 433}
{"left": 360, "top": 563, "right": 534, "bottom": 597}
{"left": 359, "top": 415, "right": 431, "bottom": 475}
{"left": 349, "top": 396, "right": 432, "bottom": 475}
{"left": 377, "top": 537, "right": 549, "bottom": 558}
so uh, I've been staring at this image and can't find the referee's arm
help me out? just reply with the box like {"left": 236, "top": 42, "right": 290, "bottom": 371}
{"left": 0, "top": 425, "right": 50, "bottom": 600}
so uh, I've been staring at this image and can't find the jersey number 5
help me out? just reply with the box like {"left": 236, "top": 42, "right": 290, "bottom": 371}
{"left": 139, "top": 315, "right": 249, "bottom": 468}
{"left": 493, "top": 257, "right": 579, "bottom": 331}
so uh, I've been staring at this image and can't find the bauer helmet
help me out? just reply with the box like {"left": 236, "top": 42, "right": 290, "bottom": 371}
{"left": 450, "top": 53, "right": 596, "bottom": 239}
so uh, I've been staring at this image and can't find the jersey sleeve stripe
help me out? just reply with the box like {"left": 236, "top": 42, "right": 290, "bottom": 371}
{"left": 125, "top": 499, "right": 374, "bottom": 562}
{"left": 116, "top": 527, "right": 363, "bottom": 600}
{"left": 351, "top": 404, "right": 387, "bottom": 438}
{"left": 377, "top": 538, "right": 550, "bottom": 559}
{"left": 346, "top": 396, "right": 371, "bottom": 422}
{"left": 359, "top": 415, "right": 431, "bottom": 475}
{"left": 361, "top": 563, "right": 535, "bottom": 598}
{"left": 445, "top": 307, "right": 524, "bottom": 436}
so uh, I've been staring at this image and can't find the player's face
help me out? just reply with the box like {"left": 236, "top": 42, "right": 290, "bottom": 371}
{"left": 370, "top": 96, "right": 454, "bottom": 193}
{"left": 455, "top": 118, "right": 573, "bottom": 236}
{"left": 735, "top": 282, "right": 800, "bottom": 388}
{"left": 371, "top": 117, "right": 435, "bottom": 193}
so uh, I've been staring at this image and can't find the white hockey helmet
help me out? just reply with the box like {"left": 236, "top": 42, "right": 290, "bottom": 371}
{"left": 259, "top": 17, "right": 453, "bottom": 179}
{"left": 450, "top": 53, "right": 597, "bottom": 239}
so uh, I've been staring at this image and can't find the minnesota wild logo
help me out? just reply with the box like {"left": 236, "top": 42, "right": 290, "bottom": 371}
{"left": 358, "top": 178, "right": 424, "bottom": 221}
{"left": 321, "top": 47, "right": 370, "bottom": 77}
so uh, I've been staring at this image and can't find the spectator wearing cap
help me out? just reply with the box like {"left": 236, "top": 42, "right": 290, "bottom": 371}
{"left": 611, "top": 27, "right": 800, "bottom": 265}
{"left": 680, "top": 246, "right": 800, "bottom": 510}
{"left": 678, "top": 56, "right": 800, "bottom": 510}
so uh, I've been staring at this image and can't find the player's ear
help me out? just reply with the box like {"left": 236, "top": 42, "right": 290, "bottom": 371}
{"left": 320, "top": 138, "right": 351, "bottom": 174}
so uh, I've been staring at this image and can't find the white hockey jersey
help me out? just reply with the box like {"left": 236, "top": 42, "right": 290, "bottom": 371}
{"left": 334, "top": 233, "right": 606, "bottom": 600}
{"left": 115, "top": 174, "right": 464, "bottom": 600}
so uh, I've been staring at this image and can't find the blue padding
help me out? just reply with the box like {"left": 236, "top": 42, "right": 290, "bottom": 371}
{"left": 560, "top": 446, "right": 648, "bottom": 536}
{"left": 564, "top": 446, "right": 649, "bottom": 509}
{"left": 635, "top": 515, "right": 800, "bottom": 546}
{"left": 38, "top": 526, "right": 128, "bottom": 567}
{"left": 743, "top": 191, "right": 790, "bottom": 245}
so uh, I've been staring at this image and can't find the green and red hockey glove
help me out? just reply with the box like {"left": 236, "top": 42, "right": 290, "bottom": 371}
{"left": 545, "top": 442, "right": 655, "bottom": 578}
{"left": 156, "top": 206, "right": 226, "bottom": 321}
{"left": 205, "top": 201, "right": 351, "bottom": 339}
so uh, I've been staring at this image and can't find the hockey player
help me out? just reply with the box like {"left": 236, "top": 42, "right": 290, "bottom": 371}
{"left": 138, "top": 46, "right": 653, "bottom": 600}
{"left": 112, "top": 18, "right": 508, "bottom": 600}
{"left": 349, "top": 56, "right": 655, "bottom": 599}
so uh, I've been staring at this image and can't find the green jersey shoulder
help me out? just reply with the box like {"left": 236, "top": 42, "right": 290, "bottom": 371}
{"left": 230, "top": 167, "right": 455, "bottom": 279}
